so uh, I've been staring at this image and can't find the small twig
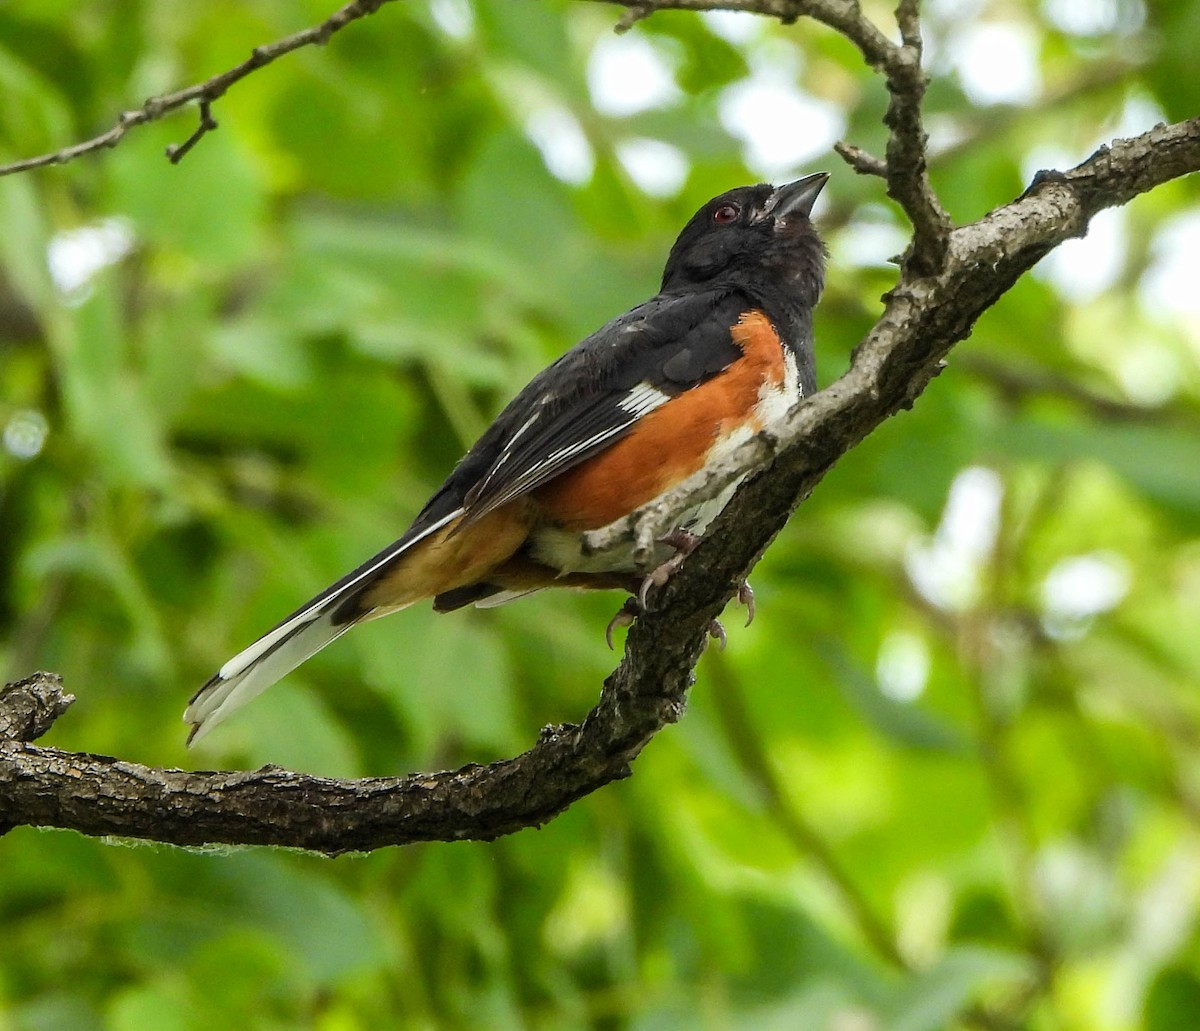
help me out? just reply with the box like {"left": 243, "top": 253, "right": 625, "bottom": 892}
{"left": 783, "top": 1, "right": 952, "bottom": 268}
{"left": 880, "top": 10, "right": 952, "bottom": 274}
{"left": 835, "top": 140, "right": 887, "bottom": 177}
{"left": 0, "top": 0, "right": 394, "bottom": 179}
{"left": 585, "top": 1, "right": 896, "bottom": 67}
{"left": 1, "top": 116, "right": 1197, "bottom": 850}
{"left": 0, "top": 673, "right": 75, "bottom": 744}
{"left": 165, "top": 101, "right": 218, "bottom": 164}
{"left": 895, "top": 0, "right": 921, "bottom": 48}
{"left": 797, "top": 0, "right": 897, "bottom": 70}
{"left": 615, "top": 1, "right": 655, "bottom": 31}
{"left": 590, "top": 0, "right": 951, "bottom": 271}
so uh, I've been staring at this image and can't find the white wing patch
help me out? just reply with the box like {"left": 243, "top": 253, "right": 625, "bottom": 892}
{"left": 544, "top": 425, "right": 626, "bottom": 466}
{"left": 530, "top": 350, "right": 806, "bottom": 577}
{"left": 543, "top": 383, "right": 668, "bottom": 465}
{"left": 617, "top": 382, "right": 671, "bottom": 417}
{"left": 464, "top": 386, "right": 669, "bottom": 520}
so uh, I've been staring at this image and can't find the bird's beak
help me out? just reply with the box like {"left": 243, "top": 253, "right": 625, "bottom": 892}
{"left": 763, "top": 171, "right": 830, "bottom": 220}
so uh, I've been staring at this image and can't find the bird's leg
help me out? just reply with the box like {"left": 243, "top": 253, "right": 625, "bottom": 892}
{"left": 605, "top": 529, "right": 698, "bottom": 649}
{"left": 605, "top": 531, "right": 756, "bottom": 649}
{"left": 703, "top": 581, "right": 754, "bottom": 650}
{"left": 637, "top": 528, "right": 701, "bottom": 609}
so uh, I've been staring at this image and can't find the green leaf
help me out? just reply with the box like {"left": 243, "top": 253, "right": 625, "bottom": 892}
{"left": 881, "top": 947, "right": 1031, "bottom": 1031}
{"left": 996, "top": 415, "right": 1200, "bottom": 518}
{"left": 107, "top": 983, "right": 192, "bottom": 1031}
{"left": 818, "top": 639, "right": 969, "bottom": 754}
{"left": 1145, "top": 967, "right": 1200, "bottom": 1031}
{"left": 204, "top": 854, "right": 390, "bottom": 982}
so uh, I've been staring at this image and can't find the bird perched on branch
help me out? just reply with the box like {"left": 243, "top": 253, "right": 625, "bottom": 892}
{"left": 186, "top": 173, "right": 829, "bottom": 744}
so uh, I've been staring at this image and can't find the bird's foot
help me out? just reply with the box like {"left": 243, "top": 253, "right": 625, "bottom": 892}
{"left": 606, "top": 528, "right": 755, "bottom": 650}
{"left": 606, "top": 529, "right": 700, "bottom": 649}
{"left": 707, "top": 618, "right": 727, "bottom": 650}
{"left": 706, "top": 581, "right": 754, "bottom": 650}
{"left": 737, "top": 580, "right": 755, "bottom": 627}
{"left": 636, "top": 528, "right": 701, "bottom": 609}
{"left": 605, "top": 597, "right": 641, "bottom": 650}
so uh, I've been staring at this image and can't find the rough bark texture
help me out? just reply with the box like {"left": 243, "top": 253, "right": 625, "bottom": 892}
{"left": 1, "top": 0, "right": 1198, "bottom": 854}
{"left": 0, "top": 669, "right": 690, "bottom": 853}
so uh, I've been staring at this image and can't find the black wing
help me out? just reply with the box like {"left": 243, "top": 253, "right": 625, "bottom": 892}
{"left": 414, "top": 287, "right": 752, "bottom": 528}
{"left": 202, "top": 288, "right": 754, "bottom": 648}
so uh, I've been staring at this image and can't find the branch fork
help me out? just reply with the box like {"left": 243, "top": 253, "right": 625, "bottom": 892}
{"left": 0, "top": 0, "right": 398, "bottom": 178}
{"left": 1, "top": 2, "right": 1198, "bottom": 869}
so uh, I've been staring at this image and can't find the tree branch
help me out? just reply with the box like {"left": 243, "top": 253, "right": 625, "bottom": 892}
{"left": 583, "top": 121, "right": 1200, "bottom": 714}
{"left": 3, "top": 118, "right": 1197, "bottom": 853}
{"left": 0, "top": 0, "right": 396, "bottom": 178}
{"left": 880, "top": 9, "right": 952, "bottom": 274}
{"left": 0, "top": 671, "right": 679, "bottom": 852}
{"left": 0, "top": 674, "right": 74, "bottom": 744}
{"left": 591, "top": 0, "right": 951, "bottom": 270}
{"left": 164, "top": 101, "right": 219, "bottom": 164}
{"left": 835, "top": 140, "right": 888, "bottom": 178}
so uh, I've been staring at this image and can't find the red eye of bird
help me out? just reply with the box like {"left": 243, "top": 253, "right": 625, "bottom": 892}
{"left": 712, "top": 204, "right": 739, "bottom": 224}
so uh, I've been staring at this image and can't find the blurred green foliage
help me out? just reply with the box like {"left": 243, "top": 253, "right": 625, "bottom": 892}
{"left": 2, "top": 0, "right": 1200, "bottom": 1028}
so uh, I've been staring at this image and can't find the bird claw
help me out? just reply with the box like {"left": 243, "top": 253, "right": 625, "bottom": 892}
{"left": 610, "top": 529, "right": 700, "bottom": 648}
{"left": 609, "top": 533, "right": 755, "bottom": 650}
{"left": 605, "top": 597, "right": 640, "bottom": 650}
{"left": 737, "top": 580, "right": 755, "bottom": 626}
{"left": 636, "top": 528, "right": 701, "bottom": 609}
{"left": 707, "top": 618, "right": 727, "bottom": 650}
{"left": 705, "top": 580, "right": 753, "bottom": 648}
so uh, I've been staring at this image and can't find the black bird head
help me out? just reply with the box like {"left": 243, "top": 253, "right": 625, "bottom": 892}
{"left": 660, "top": 173, "right": 829, "bottom": 307}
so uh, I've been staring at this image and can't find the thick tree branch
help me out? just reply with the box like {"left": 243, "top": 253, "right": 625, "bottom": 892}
{"left": 0, "top": 0, "right": 396, "bottom": 178}
{"left": 2, "top": 118, "right": 1197, "bottom": 853}
{"left": 1, "top": 654, "right": 698, "bottom": 853}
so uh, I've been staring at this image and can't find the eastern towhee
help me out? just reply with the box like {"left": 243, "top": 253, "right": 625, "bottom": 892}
{"left": 186, "top": 172, "right": 829, "bottom": 744}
